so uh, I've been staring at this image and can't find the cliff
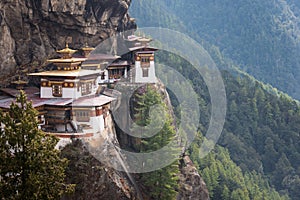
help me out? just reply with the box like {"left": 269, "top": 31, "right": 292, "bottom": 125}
{"left": 0, "top": 1, "right": 210, "bottom": 199}
{"left": 178, "top": 155, "right": 210, "bottom": 200}
{"left": 111, "top": 82, "right": 210, "bottom": 200}
{"left": 0, "top": 0, "right": 136, "bottom": 86}
{"left": 61, "top": 110, "right": 140, "bottom": 200}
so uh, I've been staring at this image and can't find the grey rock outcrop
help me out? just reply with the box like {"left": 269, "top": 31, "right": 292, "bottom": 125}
{"left": 61, "top": 140, "right": 139, "bottom": 200}
{"left": 178, "top": 155, "right": 210, "bottom": 200}
{"left": 0, "top": 0, "right": 136, "bottom": 86}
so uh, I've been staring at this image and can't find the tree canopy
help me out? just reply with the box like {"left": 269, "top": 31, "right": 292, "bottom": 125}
{"left": 133, "top": 85, "right": 179, "bottom": 200}
{"left": 0, "top": 91, "right": 74, "bottom": 199}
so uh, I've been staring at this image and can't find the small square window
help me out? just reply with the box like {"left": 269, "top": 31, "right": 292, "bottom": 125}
{"left": 52, "top": 85, "right": 62, "bottom": 97}
{"left": 75, "top": 110, "right": 90, "bottom": 122}
{"left": 81, "top": 82, "right": 92, "bottom": 95}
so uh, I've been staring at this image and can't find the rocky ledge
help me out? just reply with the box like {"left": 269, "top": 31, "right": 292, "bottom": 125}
{"left": 178, "top": 155, "right": 210, "bottom": 200}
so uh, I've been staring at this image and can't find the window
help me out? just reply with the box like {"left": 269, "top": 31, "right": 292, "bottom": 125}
{"left": 142, "top": 68, "right": 149, "bottom": 77}
{"left": 101, "top": 72, "right": 105, "bottom": 80}
{"left": 141, "top": 56, "right": 150, "bottom": 68}
{"left": 75, "top": 110, "right": 90, "bottom": 122}
{"left": 52, "top": 84, "right": 62, "bottom": 97}
{"left": 81, "top": 82, "right": 92, "bottom": 95}
{"left": 109, "top": 69, "right": 124, "bottom": 79}
{"left": 141, "top": 57, "right": 150, "bottom": 63}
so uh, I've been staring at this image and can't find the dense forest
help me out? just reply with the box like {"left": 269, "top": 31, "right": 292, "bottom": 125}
{"left": 130, "top": 0, "right": 300, "bottom": 100}
{"left": 130, "top": 1, "right": 300, "bottom": 199}
{"left": 156, "top": 50, "right": 300, "bottom": 199}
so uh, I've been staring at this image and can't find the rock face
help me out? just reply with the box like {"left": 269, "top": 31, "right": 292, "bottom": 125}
{"left": 61, "top": 140, "right": 139, "bottom": 200}
{"left": 0, "top": 0, "right": 136, "bottom": 86}
{"left": 61, "top": 104, "right": 142, "bottom": 200}
{"left": 178, "top": 155, "right": 210, "bottom": 200}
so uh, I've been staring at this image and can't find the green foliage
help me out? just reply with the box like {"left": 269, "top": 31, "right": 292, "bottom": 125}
{"left": 220, "top": 72, "right": 300, "bottom": 199}
{"left": 134, "top": 85, "right": 179, "bottom": 200}
{"left": 130, "top": 0, "right": 300, "bottom": 99}
{"left": 190, "top": 145, "right": 289, "bottom": 200}
{"left": 153, "top": 49, "right": 300, "bottom": 198}
{"left": 131, "top": 2, "right": 300, "bottom": 197}
{"left": 0, "top": 91, "right": 74, "bottom": 199}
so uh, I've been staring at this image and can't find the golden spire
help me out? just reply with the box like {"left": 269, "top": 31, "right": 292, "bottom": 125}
{"left": 81, "top": 42, "right": 95, "bottom": 58}
{"left": 57, "top": 43, "right": 77, "bottom": 59}
{"left": 81, "top": 42, "right": 94, "bottom": 51}
{"left": 12, "top": 75, "right": 28, "bottom": 90}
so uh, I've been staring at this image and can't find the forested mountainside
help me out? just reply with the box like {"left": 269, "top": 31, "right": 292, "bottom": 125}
{"left": 130, "top": 0, "right": 300, "bottom": 100}
{"left": 156, "top": 50, "right": 300, "bottom": 199}
{"left": 129, "top": 1, "right": 300, "bottom": 199}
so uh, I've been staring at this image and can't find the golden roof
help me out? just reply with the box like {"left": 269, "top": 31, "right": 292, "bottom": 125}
{"left": 12, "top": 80, "right": 28, "bottom": 84}
{"left": 137, "top": 37, "right": 152, "bottom": 43}
{"left": 82, "top": 44, "right": 95, "bottom": 52}
{"left": 11, "top": 76, "right": 28, "bottom": 85}
{"left": 56, "top": 43, "right": 77, "bottom": 55}
{"left": 47, "top": 58, "right": 86, "bottom": 63}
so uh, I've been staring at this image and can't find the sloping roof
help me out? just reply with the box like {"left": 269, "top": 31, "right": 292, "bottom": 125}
{"left": 0, "top": 87, "right": 73, "bottom": 109}
{"left": 129, "top": 46, "right": 158, "bottom": 52}
{"left": 126, "top": 35, "right": 142, "bottom": 42}
{"left": 88, "top": 53, "right": 120, "bottom": 60}
{"left": 29, "top": 69, "right": 101, "bottom": 77}
{"left": 72, "top": 95, "right": 115, "bottom": 107}
{"left": 47, "top": 58, "right": 86, "bottom": 63}
{"left": 0, "top": 97, "right": 15, "bottom": 109}
{"left": 0, "top": 86, "right": 114, "bottom": 109}
{"left": 0, "top": 87, "right": 39, "bottom": 98}
{"left": 108, "top": 60, "right": 129, "bottom": 67}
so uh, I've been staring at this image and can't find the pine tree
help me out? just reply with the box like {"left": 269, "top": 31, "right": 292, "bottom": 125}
{"left": 0, "top": 91, "right": 74, "bottom": 199}
{"left": 134, "top": 85, "right": 179, "bottom": 200}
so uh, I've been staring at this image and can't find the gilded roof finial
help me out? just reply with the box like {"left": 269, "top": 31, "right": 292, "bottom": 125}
{"left": 12, "top": 75, "right": 28, "bottom": 90}
{"left": 81, "top": 43, "right": 95, "bottom": 58}
{"left": 56, "top": 43, "right": 77, "bottom": 59}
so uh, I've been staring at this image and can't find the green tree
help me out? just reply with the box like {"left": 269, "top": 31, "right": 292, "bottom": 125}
{"left": 134, "top": 85, "right": 179, "bottom": 200}
{"left": 0, "top": 91, "right": 74, "bottom": 199}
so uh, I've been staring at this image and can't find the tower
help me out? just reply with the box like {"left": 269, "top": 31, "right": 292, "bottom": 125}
{"left": 29, "top": 44, "right": 99, "bottom": 99}
{"left": 129, "top": 36, "right": 158, "bottom": 83}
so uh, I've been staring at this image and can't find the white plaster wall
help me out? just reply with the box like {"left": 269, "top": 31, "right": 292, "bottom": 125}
{"left": 92, "top": 80, "right": 99, "bottom": 95}
{"left": 63, "top": 88, "right": 80, "bottom": 99}
{"left": 40, "top": 87, "right": 53, "bottom": 98}
{"left": 40, "top": 87, "right": 81, "bottom": 99}
{"left": 105, "top": 70, "right": 109, "bottom": 81}
{"left": 74, "top": 115, "right": 105, "bottom": 134}
{"left": 89, "top": 115, "right": 105, "bottom": 133}
{"left": 135, "top": 61, "right": 157, "bottom": 83}
{"left": 97, "top": 70, "right": 110, "bottom": 84}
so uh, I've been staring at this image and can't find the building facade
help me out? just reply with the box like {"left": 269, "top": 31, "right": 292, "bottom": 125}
{"left": 0, "top": 34, "right": 158, "bottom": 139}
